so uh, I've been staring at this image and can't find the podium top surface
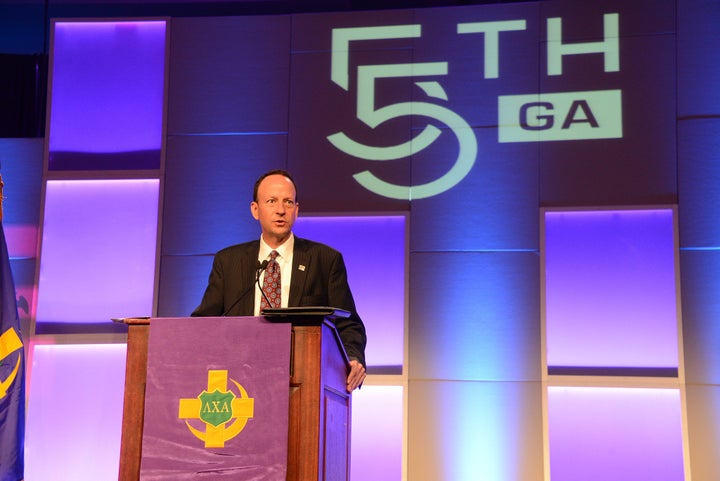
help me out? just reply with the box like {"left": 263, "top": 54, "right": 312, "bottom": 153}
{"left": 261, "top": 306, "right": 350, "bottom": 319}
{"left": 111, "top": 307, "right": 350, "bottom": 326}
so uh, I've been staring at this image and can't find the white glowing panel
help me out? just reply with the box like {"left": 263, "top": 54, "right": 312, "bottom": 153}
{"left": 351, "top": 385, "right": 403, "bottom": 481}
{"left": 25, "top": 344, "right": 127, "bottom": 481}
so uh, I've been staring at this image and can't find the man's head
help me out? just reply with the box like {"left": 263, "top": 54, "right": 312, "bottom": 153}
{"left": 250, "top": 169, "right": 299, "bottom": 248}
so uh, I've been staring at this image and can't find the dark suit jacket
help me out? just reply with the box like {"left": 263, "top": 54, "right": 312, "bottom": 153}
{"left": 192, "top": 237, "right": 367, "bottom": 367}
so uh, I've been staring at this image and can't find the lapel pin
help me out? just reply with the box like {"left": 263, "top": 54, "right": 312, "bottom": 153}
{"left": 298, "top": 265, "right": 306, "bottom": 271}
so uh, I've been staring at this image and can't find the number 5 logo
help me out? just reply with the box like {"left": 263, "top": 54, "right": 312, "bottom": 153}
{"left": 328, "top": 25, "right": 477, "bottom": 200}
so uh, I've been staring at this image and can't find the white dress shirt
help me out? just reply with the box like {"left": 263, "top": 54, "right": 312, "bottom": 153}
{"left": 254, "top": 233, "right": 294, "bottom": 315}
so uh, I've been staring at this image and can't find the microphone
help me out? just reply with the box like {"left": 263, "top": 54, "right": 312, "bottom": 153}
{"left": 258, "top": 259, "right": 269, "bottom": 272}
{"left": 221, "top": 260, "right": 268, "bottom": 316}
{"left": 257, "top": 260, "right": 273, "bottom": 310}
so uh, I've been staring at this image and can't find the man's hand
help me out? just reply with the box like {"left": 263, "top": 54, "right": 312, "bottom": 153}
{"left": 346, "top": 359, "right": 366, "bottom": 392}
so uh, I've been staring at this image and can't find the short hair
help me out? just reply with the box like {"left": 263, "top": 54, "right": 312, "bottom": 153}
{"left": 253, "top": 169, "right": 298, "bottom": 202}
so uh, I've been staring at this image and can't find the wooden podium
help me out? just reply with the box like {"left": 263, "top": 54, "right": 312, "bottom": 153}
{"left": 116, "top": 315, "right": 352, "bottom": 480}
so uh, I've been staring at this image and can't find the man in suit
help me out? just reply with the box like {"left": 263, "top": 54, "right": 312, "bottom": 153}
{"left": 192, "top": 169, "right": 367, "bottom": 392}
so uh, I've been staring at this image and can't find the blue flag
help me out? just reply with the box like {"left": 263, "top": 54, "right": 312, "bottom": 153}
{"left": 0, "top": 224, "right": 24, "bottom": 481}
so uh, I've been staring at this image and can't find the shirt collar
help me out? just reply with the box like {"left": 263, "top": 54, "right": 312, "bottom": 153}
{"left": 259, "top": 232, "right": 294, "bottom": 262}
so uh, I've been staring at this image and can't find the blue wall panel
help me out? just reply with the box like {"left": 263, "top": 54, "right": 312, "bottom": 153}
{"left": 678, "top": 119, "right": 720, "bottom": 248}
{"left": 410, "top": 251, "right": 539, "bottom": 382}
{"left": 538, "top": 25, "right": 677, "bottom": 206}
{"left": 408, "top": 380, "right": 543, "bottom": 481}
{"left": 679, "top": 250, "right": 720, "bottom": 385}
{"left": 162, "top": 134, "right": 288, "bottom": 256}
{"left": 409, "top": 128, "right": 539, "bottom": 252}
{"left": 157, "top": 255, "right": 212, "bottom": 317}
{"left": 413, "top": 3, "right": 541, "bottom": 129}
{"left": 0, "top": 3, "right": 45, "bottom": 54}
{"left": 0, "top": 136, "right": 44, "bottom": 347}
{"left": 168, "top": 16, "right": 291, "bottom": 135}
{"left": 0, "top": 138, "right": 43, "bottom": 228}
{"left": 677, "top": 0, "right": 720, "bottom": 117}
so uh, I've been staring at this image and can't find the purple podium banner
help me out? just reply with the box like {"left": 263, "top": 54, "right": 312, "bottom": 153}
{"left": 139, "top": 317, "right": 292, "bottom": 480}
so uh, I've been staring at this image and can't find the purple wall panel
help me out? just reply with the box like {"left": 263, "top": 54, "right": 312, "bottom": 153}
{"left": 36, "top": 180, "right": 159, "bottom": 333}
{"left": 48, "top": 20, "right": 166, "bottom": 170}
{"left": 548, "top": 387, "right": 685, "bottom": 481}
{"left": 25, "top": 344, "right": 127, "bottom": 481}
{"left": 545, "top": 209, "right": 679, "bottom": 371}
{"left": 294, "top": 216, "right": 405, "bottom": 370}
{"left": 351, "top": 386, "right": 403, "bottom": 480}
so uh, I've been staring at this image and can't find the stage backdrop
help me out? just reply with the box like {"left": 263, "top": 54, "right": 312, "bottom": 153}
{"left": 12, "top": 0, "right": 720, "bottom": 479}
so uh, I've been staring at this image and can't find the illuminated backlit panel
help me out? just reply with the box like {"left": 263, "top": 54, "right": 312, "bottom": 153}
{"left": 25, "top": 344, "right": 126, "bottom": 481}
{"left": 351, "top": 385, "right": 403, "bottom": 481}
{"left": 293, "top": 216, "right": 405, "bottom": 371}
{"left": 48, "top": 20, "right": 166, "bottom": 170}
{"left": 409, "top": 380, "right": 543, "bottom": 481}
{"left": 36, "top": 179, "right": 159, "bottom": 333}
{"left": 547, "top": 387, "right": 685, "bottom": 481}
{"left": 544, "top": 208, "right": 680, "bottom": 375}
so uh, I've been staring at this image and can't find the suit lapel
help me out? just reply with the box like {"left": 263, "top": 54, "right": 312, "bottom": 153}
{"left": 240, "top": 241, "right": 260, "bottom": 314}
{"left": 289, "top": 237, "right": 309, "bottom": 306}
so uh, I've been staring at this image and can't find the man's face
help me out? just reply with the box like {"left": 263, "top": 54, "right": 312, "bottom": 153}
{"left": 251, "top": 174, "right": 299, "bottom": 247}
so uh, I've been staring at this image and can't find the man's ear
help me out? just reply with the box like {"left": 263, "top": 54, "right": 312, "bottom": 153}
{"left": 250, "top": 201, "right": 259, "bottom": 220}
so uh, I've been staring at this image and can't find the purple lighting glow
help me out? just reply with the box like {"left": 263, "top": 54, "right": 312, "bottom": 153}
{"left": 36, "top": 179, "right": 159, "bottom": 332}
{"left": 544, "top": 209, "right": 680, "bottom": 371}
{"left": 49, "top": 21, "right": 166, "bottom": 169}
{"left": 25, "top": 343, "right": 127, "bottom": 480}
{"left": 294, "top": 216, "right": 405, "bottom": 371}
{"left": 548, "top": 386, "right": 686, "bottom": 481}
